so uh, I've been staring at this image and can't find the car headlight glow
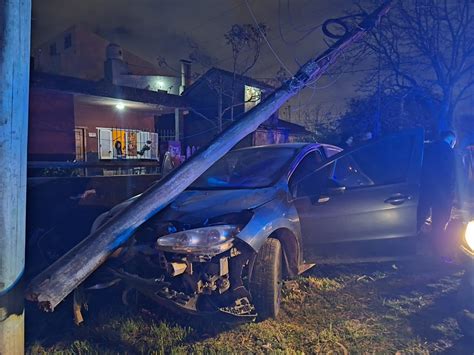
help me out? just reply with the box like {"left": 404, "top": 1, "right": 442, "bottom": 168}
{"left": 465, "top": 221, "right": 474, "bottom": 252}
{"left": 155, "top": 225, "right": 238, "bottom": 256}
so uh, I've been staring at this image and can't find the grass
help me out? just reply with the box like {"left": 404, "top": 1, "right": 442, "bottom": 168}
{"left": 27, "top": 260, "right": 471, "bottom": 354}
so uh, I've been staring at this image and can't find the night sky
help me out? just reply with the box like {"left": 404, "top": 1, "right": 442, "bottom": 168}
{"left": 32, "top": 0, "right": 362, "bottom": 123}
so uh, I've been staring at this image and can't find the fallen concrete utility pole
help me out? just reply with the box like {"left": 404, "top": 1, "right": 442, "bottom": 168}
{"left": 26, "top": 1, "right": 392, "bottom": 311}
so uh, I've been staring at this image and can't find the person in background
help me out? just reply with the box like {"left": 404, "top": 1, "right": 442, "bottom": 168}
{"left": 162, "top": 150, "right": 174, "bottom": 176}
{"left": 417, "top": 130, "right": 457, "bottom": 258}
{"left": 137, "top": 140, "right": 152, "bottom": 156}
{"left": 114, "top": 140, "right": 124, "bottom": 159}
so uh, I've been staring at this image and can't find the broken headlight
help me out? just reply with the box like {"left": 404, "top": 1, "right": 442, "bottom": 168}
{"left": 155, "top": 225, "right": 238, "bottom": 256}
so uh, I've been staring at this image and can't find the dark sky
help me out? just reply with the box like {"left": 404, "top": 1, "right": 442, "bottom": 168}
{"left": 32, "top": 0, "right": 362, "bottom": 124}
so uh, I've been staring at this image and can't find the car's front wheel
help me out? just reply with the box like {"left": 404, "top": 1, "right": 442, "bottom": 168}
{"left": 249, "top": 238, "right": 282, "bottom": 320}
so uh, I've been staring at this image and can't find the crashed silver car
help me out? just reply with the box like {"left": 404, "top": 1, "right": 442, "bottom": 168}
{"left": 88, "top": 129, "right": 425, "bottom": 321}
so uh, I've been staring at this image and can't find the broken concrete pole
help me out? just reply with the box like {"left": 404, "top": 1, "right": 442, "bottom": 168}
{"left": 26, "top": 1, "right": 392, "bottom": 311}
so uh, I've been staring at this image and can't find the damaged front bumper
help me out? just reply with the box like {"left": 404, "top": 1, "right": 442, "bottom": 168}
{"left": 109, "top": 268, "right": 256, "bottom": 322}
{"left": 87, "top": 237, "right": 259, "bottom": 322}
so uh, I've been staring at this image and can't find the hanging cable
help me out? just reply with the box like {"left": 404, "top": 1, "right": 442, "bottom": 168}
{"left": 244, "top": 0, "right": 294, "bottom": 77}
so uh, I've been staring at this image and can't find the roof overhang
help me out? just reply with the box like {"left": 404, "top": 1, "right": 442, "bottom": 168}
{"left": 30, "top": 72, "right": 189, "bottom": 112}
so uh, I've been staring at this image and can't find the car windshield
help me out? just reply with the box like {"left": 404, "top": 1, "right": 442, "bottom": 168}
{"left": 190, "top": 147, "right": 297, "bottom": 189}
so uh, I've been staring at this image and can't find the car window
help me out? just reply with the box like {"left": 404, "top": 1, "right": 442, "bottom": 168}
{"left": 191, "top": 147, "right": 298, "bottom": 189}
{"left": 334, "top": 155, "right": 374, "bottom": 187}
{"left": 289, "top": 151, "right": 325, "bottom": 197}
{"left": 332, "top": 134, "right": 414, "bottom": 188}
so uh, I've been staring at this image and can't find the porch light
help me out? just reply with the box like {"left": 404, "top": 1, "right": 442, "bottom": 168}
{"left": 115, "top": 103, "right": 125, "bottom": 110}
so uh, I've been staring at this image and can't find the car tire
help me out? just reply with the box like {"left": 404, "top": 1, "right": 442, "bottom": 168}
{"left": 250, "top": 238, "right": 283, "bottom": 320}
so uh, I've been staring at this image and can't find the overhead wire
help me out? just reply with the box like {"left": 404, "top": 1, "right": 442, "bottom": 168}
{"left": 187, "top": 2, "right": 379, "bottom": 130}
{"left": 277, "top": 0, "right": 326, "bottom": 46}
{"left": 243, "top": 0, "right": 294, "bottom": 77}
{"left": 240, "top": 0, "right": 343, "bottom": 121}
{"left": 190, "top": 1, "right": 349, "bottom": 76}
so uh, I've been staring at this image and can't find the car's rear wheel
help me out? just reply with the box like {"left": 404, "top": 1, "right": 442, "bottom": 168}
{"left": 249, "top": 238, "right": 282, "bottom": 320}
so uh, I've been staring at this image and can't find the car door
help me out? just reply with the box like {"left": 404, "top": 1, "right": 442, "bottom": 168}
{"left": 291, "top": 129, "right": 424, "bottom": 261}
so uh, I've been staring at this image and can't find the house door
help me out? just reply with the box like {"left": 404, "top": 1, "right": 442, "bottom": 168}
{"left": 74, "top": 127, "right": 86, "bottom": 161}
{"left": 98, "top": 128, "right": 113, "bottom": 159}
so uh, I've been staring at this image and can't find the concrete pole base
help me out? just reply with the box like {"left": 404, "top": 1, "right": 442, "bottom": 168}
{"left": 0, "top": 312, "right": 24, "bottom": 355}
{"left": 0, "top": 282, "right": 25, "bottom": 355}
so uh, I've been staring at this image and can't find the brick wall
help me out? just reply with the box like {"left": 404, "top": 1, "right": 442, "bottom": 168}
{"left": 28, "top": 88, "right": 75, "bottom": 161}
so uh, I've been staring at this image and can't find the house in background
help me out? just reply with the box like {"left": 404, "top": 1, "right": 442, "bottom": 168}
{"left": 31, "top": 26, "right": 191, "bottom": 165}
{"left": 30, "top": 26, "right": 312, "bottom": 168}
{"left": 34, "top": 25, "right": 168, "bottom": 81}
{"left": 156, "top": 67, "right": 312, "bottom": 149}
{"left": 34, "top": 25, "right": 187, "bottom": 96}
{"left": 29, "top": 72, "right": 187, "bottom": 164}
{"left": 104, "top": 43, "right": 191, "bottom": 96}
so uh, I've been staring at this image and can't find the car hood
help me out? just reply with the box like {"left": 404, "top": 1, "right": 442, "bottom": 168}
{"left": 94, "top": 186, "right": 280, "bottom": 233}
{"left": 159, "top": 187, "right": 279, "bottom": 223}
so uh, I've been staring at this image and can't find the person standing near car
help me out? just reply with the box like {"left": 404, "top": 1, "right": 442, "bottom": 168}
{"left": 418, "top": 130, "right": 457, "bottom": 256}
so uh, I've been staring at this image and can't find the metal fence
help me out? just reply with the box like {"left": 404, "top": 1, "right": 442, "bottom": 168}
{"left": 157, "top": 129, "right": 176, "bottom": 144}
{"left": 28, "top": 160, "right": 161, "bottom": 178}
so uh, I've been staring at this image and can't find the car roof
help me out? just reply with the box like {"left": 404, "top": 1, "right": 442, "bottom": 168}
{"left": 234, "top": 142, "right": 342, "bottom": 154}
{"left": 235, "top": 142, "right": 317, "bottom": 151}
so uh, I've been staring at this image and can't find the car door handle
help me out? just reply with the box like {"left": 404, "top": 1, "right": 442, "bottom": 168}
{"left": 317, "top": 196, "right": 330, "bottom": 203}
{"left": 310, "top": 195, "right": 330, "bottom": 205}
{"left": 384, "top": 194, "right": 411, "bottom": 205}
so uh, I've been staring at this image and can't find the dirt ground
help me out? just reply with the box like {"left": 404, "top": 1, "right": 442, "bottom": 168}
{"left": 26, "top": 258, "right": 473, "bottom": 354}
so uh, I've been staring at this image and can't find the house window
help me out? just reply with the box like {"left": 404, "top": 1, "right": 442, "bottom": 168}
{"left": 98, "top": 127, "right": 158, "bottom": 160}
{"left": 64, "top": 34, "right": 72, "bottom": 49}
{"left": 49, "top": 43, "right": 57, "bottom": 56}
{"left": 244, "top": 85, "right": 262, "bottom": 112}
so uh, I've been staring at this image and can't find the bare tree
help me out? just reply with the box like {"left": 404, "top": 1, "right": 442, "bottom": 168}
{"left": 355, "top": 0, "right": 474, "bottom": 133}
{"left": 157, "top": 24, "right": 267, "bottom": 134}
{"left": 182, "top": 23, "right": 268, "bottom": 132}
{"left": 223, "top": 23, "right": 268, "bottom": 123}
{"left": 201, "top": 69, "right": 263, "bottom": 133}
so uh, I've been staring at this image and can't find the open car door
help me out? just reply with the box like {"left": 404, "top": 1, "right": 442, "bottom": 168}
{"left": 291, "top": 129, "right": 424, "bottom": 261}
